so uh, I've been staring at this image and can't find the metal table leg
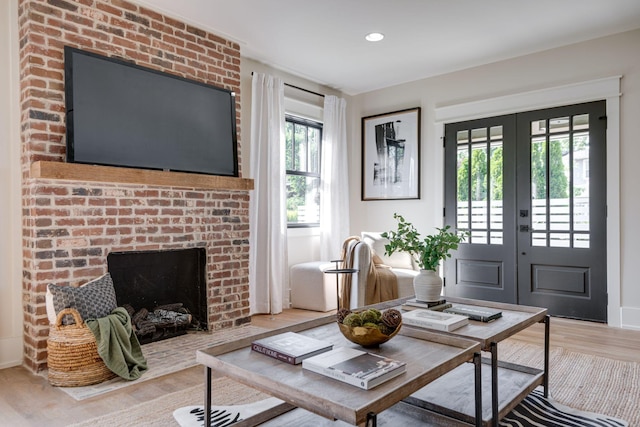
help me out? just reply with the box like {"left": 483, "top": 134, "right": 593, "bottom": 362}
{"left": 205, "top": 366, "right": 212, "bottom": 427}
{"left": 474, "top": 352, "right": 482, "bottom": 427}
{"left": 543, "top": 315, "right": 550, "bottom": 397}
{"left": 366, "top": 411, "right": 377, "bottom": 426}
{"left": 490, "top": 341, "right": 498, "bottom": 427}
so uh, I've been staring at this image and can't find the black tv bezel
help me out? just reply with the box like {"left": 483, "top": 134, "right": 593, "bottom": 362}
{"left": 64, "top": 46, "right": 239, "bottom": 177}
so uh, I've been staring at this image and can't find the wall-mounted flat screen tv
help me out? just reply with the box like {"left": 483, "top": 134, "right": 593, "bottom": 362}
{"left": 64, "top": 46, "right": 238, "bottom": 177}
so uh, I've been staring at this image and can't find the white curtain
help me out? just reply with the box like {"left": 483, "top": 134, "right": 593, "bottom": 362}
{"left": 319, "top": 95, "right": 350, "bottom": 261}
{"left": 249, "top": 73, "right": 287, "bottom": 315}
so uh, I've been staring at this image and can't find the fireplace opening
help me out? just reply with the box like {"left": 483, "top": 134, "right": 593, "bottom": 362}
{"left": 107, "top": 248, "right": 208, "bottom": 344}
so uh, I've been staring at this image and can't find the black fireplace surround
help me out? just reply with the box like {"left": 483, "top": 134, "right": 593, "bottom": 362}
{"left": 107, "top": 248, "right": 208, "bottom": 343}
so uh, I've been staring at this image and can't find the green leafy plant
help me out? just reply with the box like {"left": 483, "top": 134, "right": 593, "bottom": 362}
{"left": 381, "top": 213, "right": 468, "bottom": 271}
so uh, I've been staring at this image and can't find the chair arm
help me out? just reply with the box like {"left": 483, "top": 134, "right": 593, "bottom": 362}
{"left": 348, "top": 241, "right": 371, "bottom": 309}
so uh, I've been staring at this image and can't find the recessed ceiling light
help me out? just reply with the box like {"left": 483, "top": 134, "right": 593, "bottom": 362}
{"left": 365, "top": 32, "right": 384, "bottom": 42}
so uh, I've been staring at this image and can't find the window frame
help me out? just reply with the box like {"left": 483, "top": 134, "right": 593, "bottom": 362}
{"left": 285, "top": 114, "right": 323, "bottom": 228}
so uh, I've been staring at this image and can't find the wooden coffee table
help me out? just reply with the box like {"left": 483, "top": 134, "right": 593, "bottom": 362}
{"left": 401, "top": 296, "right": 549, "bottom": 427}
{"left": 197, "top": 313, "right": 482, "bottom": 426}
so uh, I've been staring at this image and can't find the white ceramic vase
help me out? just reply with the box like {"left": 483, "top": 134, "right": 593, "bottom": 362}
{"left": 413, "top": 267, "right": 443, "bottom": 302}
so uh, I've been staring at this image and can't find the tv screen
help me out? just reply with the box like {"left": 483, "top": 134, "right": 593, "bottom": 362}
{"left": 64, "top": 46, "right": 238, "bottom": 176}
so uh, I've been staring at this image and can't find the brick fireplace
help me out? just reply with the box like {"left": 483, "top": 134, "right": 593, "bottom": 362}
{"left": 19, "top": 0, "right": 253, "bottom": 372}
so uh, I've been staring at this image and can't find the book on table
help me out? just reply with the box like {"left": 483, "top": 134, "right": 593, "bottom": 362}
{"left": 405, "top": 298, "right": 446, "bottom": 308}
{"left": 401, "top": 301, "right": 453, "bottom": 312}
{"left": 302, "top": 347, "right": 406, "bottom": 390}
{"left": 443, "top": 304, "right": 503, "bottom": 322}
{"left": 402, "top": 309, "right": 469, "bottom": 331}
{"left": 251, "top": 331, "right": 333, "bottom": 365}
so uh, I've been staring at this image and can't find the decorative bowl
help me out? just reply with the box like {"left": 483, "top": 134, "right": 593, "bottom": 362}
{"left": 337, "top": 321, "right": 402, "bottom": 347}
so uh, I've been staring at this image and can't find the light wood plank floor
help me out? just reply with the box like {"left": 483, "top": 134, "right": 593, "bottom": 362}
{"left": 1, "top": 310, "right": 639, "bottom": 426}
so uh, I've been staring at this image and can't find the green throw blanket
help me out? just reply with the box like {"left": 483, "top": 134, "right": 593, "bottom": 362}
{"left": 87, "top": 307, "right": 148, "bottom": 380}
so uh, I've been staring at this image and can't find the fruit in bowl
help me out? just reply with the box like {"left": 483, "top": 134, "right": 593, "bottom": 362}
{"left": 336, "top": 308, "right": 402, "bottom": 347}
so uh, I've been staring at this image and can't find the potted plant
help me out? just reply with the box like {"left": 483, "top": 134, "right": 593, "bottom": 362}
{"left": 382, "top": 213, "right": 468, "bottom": 302}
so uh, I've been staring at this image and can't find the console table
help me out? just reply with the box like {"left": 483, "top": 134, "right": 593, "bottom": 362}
{"left": 197, "top": 312, "right": 482, "bottom": 426}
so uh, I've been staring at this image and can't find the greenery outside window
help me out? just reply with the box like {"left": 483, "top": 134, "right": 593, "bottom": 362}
{"left": 285, "top": 115, "right": 322, "bottom": 227}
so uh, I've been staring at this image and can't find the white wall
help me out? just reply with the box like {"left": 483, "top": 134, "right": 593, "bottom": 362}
{"left": 348, "top": 29, "right": 640, "bottom": 328}
{"left": 0, "top": 0, "right": 24, "bottom": 368}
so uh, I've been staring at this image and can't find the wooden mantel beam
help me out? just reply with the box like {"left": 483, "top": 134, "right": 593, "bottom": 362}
{"left": 31, "top": 161, "right": 254, "bottom": 191}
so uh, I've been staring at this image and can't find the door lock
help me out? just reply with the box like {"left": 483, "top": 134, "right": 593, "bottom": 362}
{"left": 519, "top": 225, "right": 530, "bottom": 232}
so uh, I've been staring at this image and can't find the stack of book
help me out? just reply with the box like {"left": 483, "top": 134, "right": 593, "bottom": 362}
{"left": 444, "top": 304, "right": 503, "bottom": 322}
{"left": 251, "top": 332, "right": 333, "bottom": 365}
{"left": 402, "top": 309, "right": 469, "bottom": 331}
{"left": 302, "top": 347, "right": 406, "bottom": 390}
{"left": 401, "top": 298, "right": 452, "bottom": 312}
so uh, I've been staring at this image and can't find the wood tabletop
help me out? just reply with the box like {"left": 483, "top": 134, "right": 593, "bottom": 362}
{"left": 197, "top": 314, "right": 481, "bottom": 426}
{"left": 401, "top": 296, "right": 548, "bottom": 350}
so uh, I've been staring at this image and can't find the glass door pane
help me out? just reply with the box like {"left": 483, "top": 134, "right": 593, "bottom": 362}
{"left": 456, "top": 126, "right": 504, "bottom": 245}
{"left": 529, "top": 115, "right": 591, "bottom": 248}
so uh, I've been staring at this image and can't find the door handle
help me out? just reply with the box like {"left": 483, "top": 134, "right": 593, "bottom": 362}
{"left": 519, "top": 225, "right": 530, "bottom": 232}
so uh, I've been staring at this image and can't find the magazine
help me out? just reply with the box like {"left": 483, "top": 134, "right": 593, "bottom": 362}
{"left": 302, "top": 347, "right": 406, "bottom": 390}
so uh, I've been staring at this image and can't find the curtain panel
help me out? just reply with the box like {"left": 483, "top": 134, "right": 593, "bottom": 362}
{"left": 320, "top": 95, "right": 350, "bottom": 260}
{"left": 249, "top": 73, "right": 287, "bottom": 314}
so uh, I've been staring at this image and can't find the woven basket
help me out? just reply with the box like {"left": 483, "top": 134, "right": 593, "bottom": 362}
{"left": 47, "top": 308, "right": 116, "bottom": 387}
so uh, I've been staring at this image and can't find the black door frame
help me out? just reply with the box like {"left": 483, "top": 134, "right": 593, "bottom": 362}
{"left": 515, "top": 101, "right": 608, "bottom": 321}
{"left": 443, "top": 102, "right": 607, "bottom": 321}
{"left": 435, "top": 79, "right": 620, "bottom": 324}
{"left": 443, "top": 115, "right": 518, "bottom": 304}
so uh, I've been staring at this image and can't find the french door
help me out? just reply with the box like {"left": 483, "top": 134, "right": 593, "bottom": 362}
{"left": 444, "top": 101, "right": 607, "bottom": 322}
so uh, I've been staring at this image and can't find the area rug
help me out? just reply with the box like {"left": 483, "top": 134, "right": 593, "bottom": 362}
{"left": 67, "top": 342, "right": 637, "bottom": 427}
{"left": 53, "top": 325, "right": 267, "bottom": 401}
{"left": 499, "top": 339, "right": 639, "bottom": 425}
{"left": 67, "top": 377, "right": 273, "bottom": 427}
{"left": 171, "top": 388, "right": 628, "bottom": 427}
{"left": 173, "top": 398, "right": 284, "bottom": 427}
{"left": 498, "top": 389, "right": 628, "bottom": 427}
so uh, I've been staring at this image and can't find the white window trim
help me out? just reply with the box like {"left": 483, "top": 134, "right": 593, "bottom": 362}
{"left": 284, "top": 96, "right": 324, "bottom": 230}
{"left": 285, "top": 97, "right": 323, "bottom": 123}
{"left": 434, "top": 76, "right": 622, "bottom": 327}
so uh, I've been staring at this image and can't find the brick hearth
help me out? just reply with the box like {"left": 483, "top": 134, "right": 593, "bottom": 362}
{"left": 19, "top": 0, "right": 251, "bottom": 372}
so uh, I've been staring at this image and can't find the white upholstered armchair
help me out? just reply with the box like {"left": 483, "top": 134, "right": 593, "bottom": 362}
{"left": 290, "top": 232, "right": 418, "bottom": 311}
{"left": 342, "top": 232, "right": 418, "bottom": 309}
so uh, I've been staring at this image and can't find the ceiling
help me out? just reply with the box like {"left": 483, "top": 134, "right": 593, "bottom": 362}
{"left": 133, "top": 0, "right": 640, "bottom": 95}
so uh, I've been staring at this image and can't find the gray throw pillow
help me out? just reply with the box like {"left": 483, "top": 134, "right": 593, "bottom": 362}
{"left": 48, "top": 273, "right": 118, "bottom": 325}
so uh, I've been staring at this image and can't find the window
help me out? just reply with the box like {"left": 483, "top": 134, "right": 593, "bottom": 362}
{"left": 285, "top": 115, "right": 322, "bottom": 227}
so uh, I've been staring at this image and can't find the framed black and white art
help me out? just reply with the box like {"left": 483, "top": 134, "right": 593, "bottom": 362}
{"left": 361, "top": 107, "right": 421, "bottom": 200}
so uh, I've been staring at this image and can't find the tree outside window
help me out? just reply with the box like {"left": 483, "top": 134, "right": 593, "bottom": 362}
{"left": 285, "top": 115, "right": 322, "bottom": 227}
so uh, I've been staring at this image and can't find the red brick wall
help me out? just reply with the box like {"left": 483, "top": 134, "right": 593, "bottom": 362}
{"left": 18, "top": 0, "right": 249, "bottom": 372}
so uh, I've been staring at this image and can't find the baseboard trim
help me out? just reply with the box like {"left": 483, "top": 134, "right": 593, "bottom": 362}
{"left": 620, "top": 306, "right": 640, "bottom": 330}
{"left": 0, "top": 335, "right": 23, "bottom": 369}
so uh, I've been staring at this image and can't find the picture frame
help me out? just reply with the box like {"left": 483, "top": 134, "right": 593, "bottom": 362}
{"left": 361, "top": 107, "right": 421, "bottom": 200}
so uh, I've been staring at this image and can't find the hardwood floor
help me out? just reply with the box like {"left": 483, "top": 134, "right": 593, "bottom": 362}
{"left": 1, "top": 309, "right": 639, "bottom": 426}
